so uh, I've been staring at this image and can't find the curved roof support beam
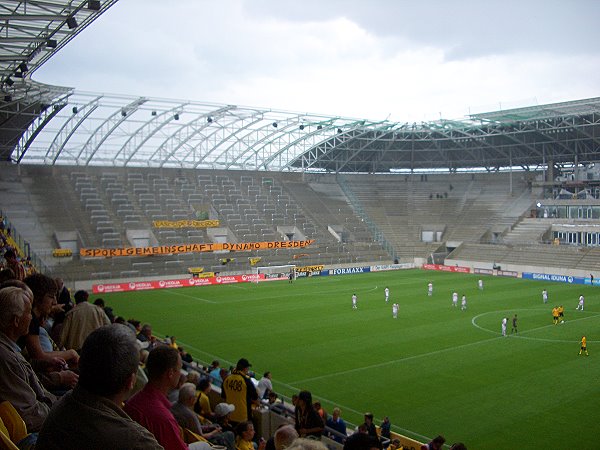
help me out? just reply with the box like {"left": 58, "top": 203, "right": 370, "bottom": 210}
{"left": 195, "top": 115, "right": 266, "bottom": 169}
{"left": 235, "top": 120, "right": 301, "bottom": 170}
{"left": 76, "top": 97, "right": 147, "bottom": 165}
{"left": 45, "top": 96, "right": 101, "bottom": 164}
{"left": 15, "top": 100, "right": 66, "bottom": 163}
{"left": 111, "top": 104, "right": 185, "bottom": 165}
{"left": 153, "top": 105, "right": 236, "bottom": 167}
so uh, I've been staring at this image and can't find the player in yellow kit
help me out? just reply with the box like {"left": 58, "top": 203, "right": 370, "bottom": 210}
{"left": 552, "top": 307, "right": 559, "bottom": 325}
{"left": 579, "top": 336, "right": 589, "bottom": 356}
{"left": 558, "top": 305, "right": 565, "bottom": 323}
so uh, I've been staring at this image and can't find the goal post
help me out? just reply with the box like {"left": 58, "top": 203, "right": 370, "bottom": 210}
{"left": 255, "top": 264, "right": 296, "bottom": 283}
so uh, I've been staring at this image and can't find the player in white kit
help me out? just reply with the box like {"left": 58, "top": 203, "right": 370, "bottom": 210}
{"left": 427, "top": 282, "right": 433, "bottom": 296}
{"left": 392, "top": 303, "right": 399, "bottom": 319}
{"left": 452, "top": 291, "right": 458, "bottom": 307}
{"left": 478, "top": 279, "right": 483, "bottom": 290}
{"left": 461, "top": 295, "right": 467, "bottom": 311}
{"left": 384, "top": 287, "right": 390, "bottom": 302}
{"left": 576, "top": 295, "right": 584, "bottom": 311}
{"left": 501, "top": 317, "right": 507, "bottom": 336}
{"left": 542, "top": 289, "right": 548, "bottom": 304}
{"left": 352, "top": 293, "right": 357, "bottom": 309}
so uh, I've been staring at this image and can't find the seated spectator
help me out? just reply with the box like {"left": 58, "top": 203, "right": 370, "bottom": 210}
{"left": 3, "top": 249, "right": 25, "bottom": 281}
{"left": 36, "top": 324, "right": 162, "bottom": 449}
{"left": 380, "top": 416, "right": 391, "bottom": 444}
{"left": 294, "top": 390, "right": 323, "bottom": 438}
{"left": 313, "top": 401, "right": 326, "bottom": 425}
{"left": 213, "top": 403, "right": 236, "bottom": 434}
{"left": 168, "top": 368, "right": 188, "bottom": 403}
{"left": 94, "top": 297, "right": 115, "bottom": 323}
{"left": 59, "top": 289, "right": 110, "bottom": 352}
{"left": 287, "top": 438, "right": 328, "bottom": 450}
{"left": 179, "top": 346, "right": 194, "bottom": 363}
{"left": 257, "top": 371, "right": 273, "bottom": 399}
{"left": 235, "top": 421, "right": 266, "bottom": 450}
{"left": 22, "top": 274, "right": 79, "bottom": 390}
{"left": 208, "top": 361, "right": 222, "bottom": 386}
{"left": 0, "top": 267, "right": 15, "bottom": 283}
{"left": 389, "top": 438, "right": 403, "bottom": 450}
{"left": 267, "top": 391, "right": 279, "bottom": 405}
{"left": 0, "top": 286, "right": 56, "bottom": 432}
{"left": 194, "top": 378, "right": 215, "bottom": 420}
{"left": 125, "top": 345, "right": 211, "bottom": 450}
{"left": 421, "top": 436, "right": 446, "bottom": 450}
{"left": 326, "top": 407, "right": 347, "bottom": 443}
{"left": 449, "top": 443, "right": 467, "bottom": 450}
{"left": 171, "top": 383, "right": 235, "bottom": 450}
{"left": 273, "top": 424, "right": 299, "bottom": 450}
{"left": 343, "top": 427, "right": 382, "bottom": 450}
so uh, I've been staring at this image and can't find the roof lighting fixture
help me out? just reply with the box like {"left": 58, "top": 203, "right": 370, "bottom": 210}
{"left": 67, "top": 16, "right": 78, "bottom": 29}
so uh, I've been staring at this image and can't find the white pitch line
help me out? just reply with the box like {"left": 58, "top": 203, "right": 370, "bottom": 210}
{"left": 167, "top": 289, "right": 217, "bottom": 303}
{"left": 288, "top": 335, "right": 502, "bottom": 384}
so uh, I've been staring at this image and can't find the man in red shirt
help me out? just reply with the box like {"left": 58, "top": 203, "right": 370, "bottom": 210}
{"left": 124, "top": 345, "right": 210, "bottom": 450}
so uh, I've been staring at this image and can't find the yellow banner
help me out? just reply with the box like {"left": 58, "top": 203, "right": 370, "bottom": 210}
{"left": 52, "top": 249, "right": 73, "bottom": 257}
{"left": 296, "top": 265, "right": 324, "bottom": 273}
{"left": 80, "top": 240, "right": 315, "bottom": 258}
{"left": 198, "top": 272, "right": 215, "bottom": 278}
{"left": 152, "top": 219, "right": 220, "bottom": 229}
{"left": 249, "top": 257, "right": 262, "bottom": 266}
{"left": 187, "top": 267, "right": 204, "bottom": 274}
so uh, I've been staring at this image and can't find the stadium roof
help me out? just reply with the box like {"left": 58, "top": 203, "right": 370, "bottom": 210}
{"left": 1, "top": 1, "right": 599, "bottom": 173}
{"left": 11, "top": 91, "right": 600, "bottom": 173}
{"left": 0, "top": 0, "right": 118, "bottom": 161}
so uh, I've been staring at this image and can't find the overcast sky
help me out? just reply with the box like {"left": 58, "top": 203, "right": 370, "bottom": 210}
{"left": 34, "top": 0, "right": 600, "bottom": 122}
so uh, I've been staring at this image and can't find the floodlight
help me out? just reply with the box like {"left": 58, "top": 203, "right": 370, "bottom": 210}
{"left": 5, "top": 77, "right": 13, "bottom": 86}
{"left": 174, "top": 113, "right": 179, "bottom": 120}
{"left": 317, "top": 125, "right": 322, "bottom": 130}
{"left": 151, "top": 110, "right": 157, "bottom": 116}
{"left": 121, "top": 110, "right": 126, "bottom": 117}
{"left": 337, "top": 128, "right": 342, "bottom": 133}
{"left": 18, "top": 63, "right": 28, "bottom": 73}
{"left": 46, "top": 39, "right": 58, "bottom": 49}
{"left": 207, "top": 117, "right": 213, "bottom": 123}
{"left": 87, "top": 0, "right": 101, "bottom": 11}
{"left": 272, "top": 122, "right": 278, "bottom": 128}
{"left": 72, "top": 106, "right": 78, "bottom": 114}
{"left": 67, "top": 16, "right": 78, "bottom": 29}
{"left": 4, "top": 95, "right": 12, "bottom": 102}
{"left": 299, "top": 124, "right": 304, "bottom": 130}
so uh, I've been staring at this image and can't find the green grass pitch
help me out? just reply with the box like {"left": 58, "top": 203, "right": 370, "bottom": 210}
{"left": 99, "top": 270, "right": 600, "bottom": 449}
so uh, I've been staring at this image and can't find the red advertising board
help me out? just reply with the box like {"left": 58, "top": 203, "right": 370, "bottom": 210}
{"left": 93, "top": 273, "right": 264, "bottom": 294}
{"left": 422, "top": 264, "right": 471, "bottom": 274}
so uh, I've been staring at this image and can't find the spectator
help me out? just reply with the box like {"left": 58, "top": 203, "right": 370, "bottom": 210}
{"left": 343, "top": 427, "right": 382, "bottom": 450}
{"left": 125, "top": 345, "right": 211, "bottom": 450}
{"left": 171, "top": 382, "right": 235, "bottom": 450}
{"left": 214, "top": 403, "right": 236, "bottom": 434}
{"left": 137, "top": 323, "right": 157, "bottom": 351}
{"left": 0, "top": 286, "right": 55, "bottom": 432}
{"left": 59, "top": 290, "right": 110, "bottom": 352}
{"left": 94, "top": 298, "right": 114, "bottom": 323}
{"left": 222, "top": 358, "right": 259, "bottom": 425}
{"left": 449, "top": 444, "right": 467, "bottom": 450}
{"left": 380, "top": 416, "right": 391, "bottom": 444}
{"left": 364, "top": 412, "right": 378, "bottom": 438}
{"left": 22, "top": 274, "right": 79, "bottom": 389}
{"left": 389, "top": 438, "right": 403, "bottom": 450}
{"left": 194, "top": 378, "right": 215, "bottom": 420}
{"left": 208, "top": 361, "right": 222, "bottom": 386}
{"left": 326, "top": 407, "right": 347, "bottom": 443}
{"left": 294, "top": 390, "right": 323, "bottom": 438}
{"left": 0, "top": 267, "right": 15, "bottom": 283}
{"left": 421, "top": 435, "right": 446, "bottom": 450}
{"left": 287, "top": 438, "right": 328, "bottom": 450}
{"left": 313, "top": 401, "right": 326, "bottom": 425}
{"left": 36, "top": 324, "right": 162, "bottom": 450}
{"left": 235, "top": 421, "right": 266, "bottom": 450}
{"left": 274, "top": 424, "right": 299, "bottom": 450}
{"left": 3, "top": 249, "right": 25, "bottom": 281}
{"left": 257, "top": 371, "right": 273, "bottom": 399}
